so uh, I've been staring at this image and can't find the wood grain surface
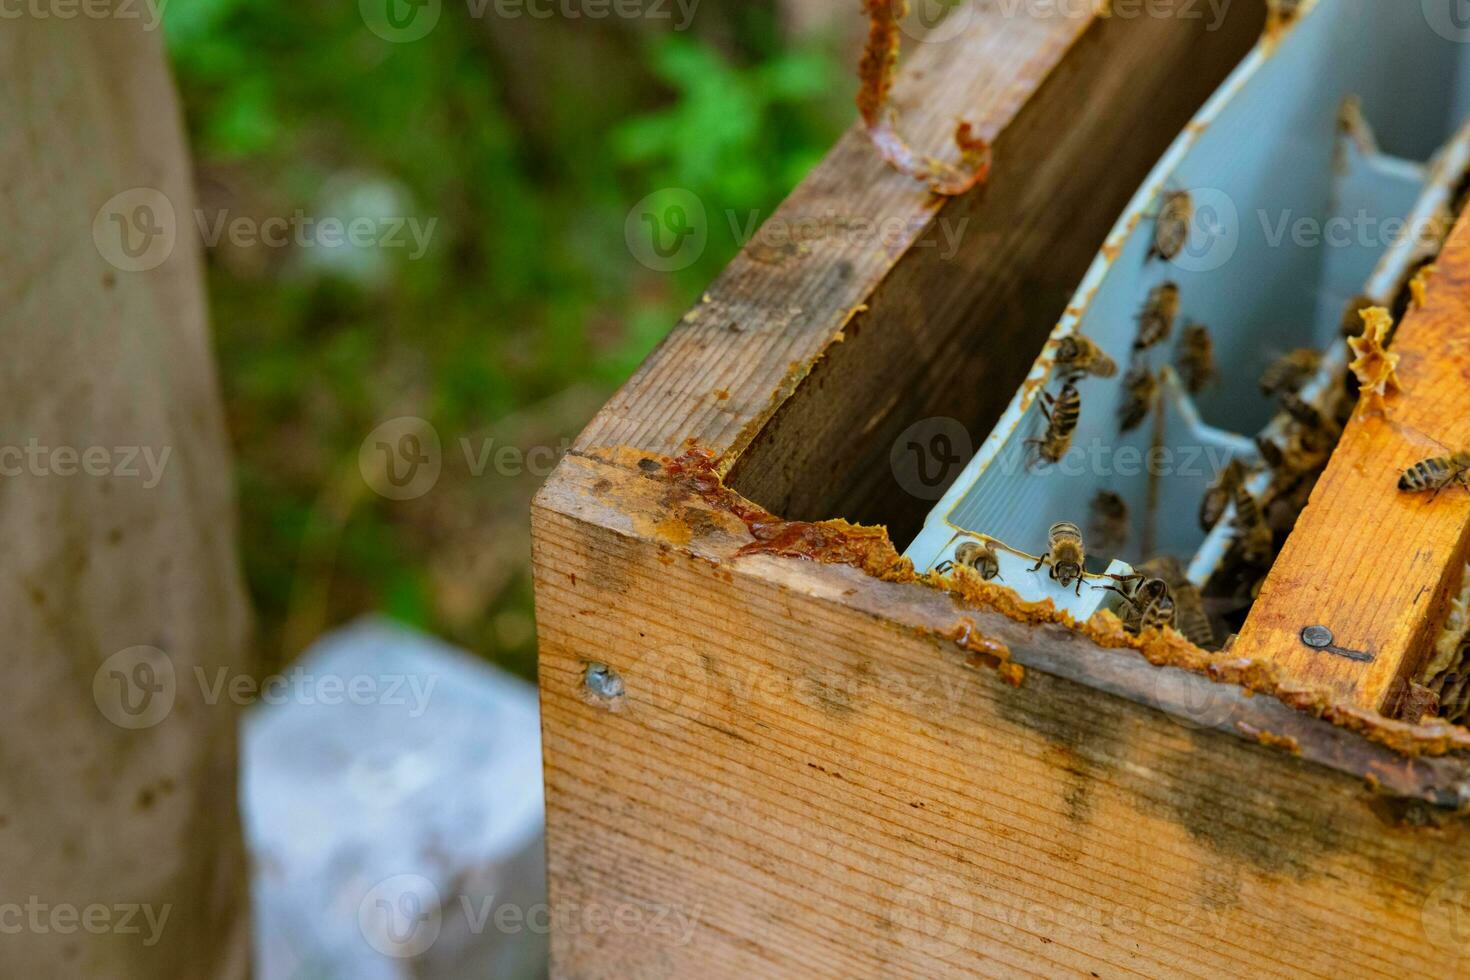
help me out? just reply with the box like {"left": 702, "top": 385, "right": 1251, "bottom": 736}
{"left": 1239, "top": 217, "right": 1470, "bottom": 714}
{"left": 535, "top": 451, "right": 1470, "bottom": 978}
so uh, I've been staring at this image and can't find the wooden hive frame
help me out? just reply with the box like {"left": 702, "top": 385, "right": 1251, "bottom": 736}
{"left": 532, "top": 5, "right": 1470, "bottom": 976}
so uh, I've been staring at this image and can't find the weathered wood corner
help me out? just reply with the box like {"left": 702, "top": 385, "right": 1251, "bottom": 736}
{"left": 533, "top": 6, "right": 1470, "bottom": 976}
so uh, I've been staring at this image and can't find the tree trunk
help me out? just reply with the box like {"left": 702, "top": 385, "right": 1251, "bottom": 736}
{"left": 0, "top": 10, "right": 253, "bottom": 978}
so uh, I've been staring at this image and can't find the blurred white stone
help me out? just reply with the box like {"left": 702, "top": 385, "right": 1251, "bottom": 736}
{"left": 243, "top": 618, "right": 547, "bottom": 980}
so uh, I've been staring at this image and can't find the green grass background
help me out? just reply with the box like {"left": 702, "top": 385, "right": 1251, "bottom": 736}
{"left": 165, "top": 0, "right": 851, "bottom": 676}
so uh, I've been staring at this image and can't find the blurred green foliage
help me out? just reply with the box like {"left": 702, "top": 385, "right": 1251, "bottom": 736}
{"left": 164, "top": 0, "right": 845, "bottom": 675}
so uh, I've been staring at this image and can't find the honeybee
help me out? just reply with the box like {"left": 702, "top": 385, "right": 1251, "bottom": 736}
{"left": 1265, "top": 469, "right": 1320, "bottom": 535}
{"left": 1259, "top": 349, "right": 1321, "bottom": 397}
{"left": 1097, "top": 574, "right": 1176, "bottom": 634}
{"left": 1399, "top": 451, "right": 1470, "bottom": 499}
{"left": 1030, "top": 521, "right": 1086, "bottom": 595}
{"left": 1280, "top": 391, "right": 1326, "bottom": 430}
{"left": 1118, "top": 359, "right": 1158, "bottom": 433}
{"left": 1026, "top": 382, "right": 1081, "bottom": 465}
{"left": 953, "top": 539, "right": 1002, "bottom": 580}
{"left": 1254, "top": 435, "right": 1286, "bottom": 474}
{"left": 1088, "top": 490, "right": 1129, "bottom": 555}
{"left": 1149, "top": 190, "right": 1193, "bottom": 263}
{"left": 1200, "top": 458, "right": 1246, "bottom": 530}
{"left": 1175, "top": 322, "right": 1216, "bottom": 394}
{"left": 1231, "top": 482, "right": 1274, "bottom": 567}
{"left": 1055, "top": 334, "right": 1118, "bottom": 381}
{"left": 1134, "top": 282, "right": 1180, "bottom": 351}
{"left": 1137, "top": 555, "right": 1214, "bottom": 648}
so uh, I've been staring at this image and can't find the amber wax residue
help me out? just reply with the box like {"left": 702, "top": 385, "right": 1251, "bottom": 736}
{"left": 636, "top": 443, "right": 1470, "bottom": 759}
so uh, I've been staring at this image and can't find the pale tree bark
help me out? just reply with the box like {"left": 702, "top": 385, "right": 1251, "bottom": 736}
{"left": 0, "top": 9, "right": 253, "bottom": 979}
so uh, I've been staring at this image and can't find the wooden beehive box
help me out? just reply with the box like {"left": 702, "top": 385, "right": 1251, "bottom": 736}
{"left": 532, "top": 4, "right": 1470, "bottom": 975}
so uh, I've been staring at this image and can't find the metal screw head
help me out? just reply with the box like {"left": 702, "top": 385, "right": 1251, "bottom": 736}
{"left": 1301, "top": 625, "right": 1334, "bottom": 649}
{"left": 583, "top": 662, "right": 624, "bottom": 700}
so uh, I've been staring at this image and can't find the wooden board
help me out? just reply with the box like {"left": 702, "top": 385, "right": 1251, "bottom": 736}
{"left": 535, "top": 451, "right": 1470, "bottom": 978}
{"left": 1238, "top": 219, "right": 1470, "bottom": 714}
{"left": 579, "top": 1, "right": 1264, "bottom": 542}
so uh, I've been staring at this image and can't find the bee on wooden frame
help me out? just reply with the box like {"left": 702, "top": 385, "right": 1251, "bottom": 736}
{"left": 1026, "top": 382, "right": 1081, "bottom": 467}
{"left": 1030, "top": 521, "right": 1086, "bottom": 596}
{"left": 1095, "top": 573, "right": 1175, "bottom": 635}
{"left": 937, "top": 539, "right": 1002, "bottom": 581}
{"left": 1399, "top": 450, "right": 1470, "bottom": 499}
{"left": 1136, "top": 555, "right": 1214, "bottom": 649}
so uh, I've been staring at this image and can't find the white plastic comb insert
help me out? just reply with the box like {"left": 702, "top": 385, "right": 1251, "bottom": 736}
{"left": 906, "top": 0, "right": 1470, "bottom": 611}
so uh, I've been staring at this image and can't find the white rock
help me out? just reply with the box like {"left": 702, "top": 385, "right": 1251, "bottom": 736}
{"left": 243, "top": 618, "right": 547, "bottom": 979}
